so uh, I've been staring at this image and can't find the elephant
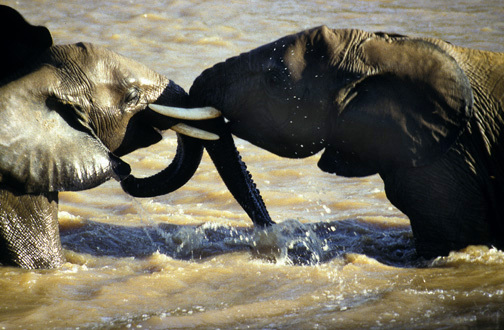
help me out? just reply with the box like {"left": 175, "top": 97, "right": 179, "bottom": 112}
{"left": 0, "top": 6, "right": 273, "bottom": 268}
{"left": 186, "top": 25, "right": 504, "bottom": 258}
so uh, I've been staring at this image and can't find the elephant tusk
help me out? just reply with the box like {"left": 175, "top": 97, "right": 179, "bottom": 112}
{"left": 170, "top": 123, "right": 220, "bottom": 140}
{"left": 149, "top": 104, "right": 222, "bottom": 120}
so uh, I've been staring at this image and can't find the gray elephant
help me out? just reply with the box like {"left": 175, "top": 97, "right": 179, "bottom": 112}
{"left": 186, "top": 26, "right": 504, "bottom": 258}
{"left": 0, "top": 6, "right": 272, "bottom": 268}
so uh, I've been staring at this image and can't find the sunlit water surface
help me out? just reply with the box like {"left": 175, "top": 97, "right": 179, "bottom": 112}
{"left": 1, "top": 0, "right": 504, "bottom": 329}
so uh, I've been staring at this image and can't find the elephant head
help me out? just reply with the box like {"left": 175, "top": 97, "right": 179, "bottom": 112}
{"left": 187, "top": 26, "right": 504, "bottom": 258}
{"left": 189, "top": 26, "right": 473, "bottom": 176}
{"left": 0, "top": 6, "right": 221, "bottom": 268}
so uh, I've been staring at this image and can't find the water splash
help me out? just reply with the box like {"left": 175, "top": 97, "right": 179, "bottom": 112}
{"left": 251, "top": 219, "right": 326, "bottom": 265}
{"left": 61, "top": 213, "right": 416, "bottom": 266}
{"left": 166, "top": 222, "right": 249, "bottom": 259}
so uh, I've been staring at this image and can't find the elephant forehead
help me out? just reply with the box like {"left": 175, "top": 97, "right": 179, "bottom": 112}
{"left": 94, "top": 56, "right": 163, "bottom": 88}
{"left": 53, "top": 43, "right": 166, "bottom": 89}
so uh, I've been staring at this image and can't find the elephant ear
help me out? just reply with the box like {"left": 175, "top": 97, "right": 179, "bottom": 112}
{"left": 0, "top": 98, "right": 130, "bottom": 193}
{"left": 0, "top": 5, "right": 53, "bottom": 80}
{"left": 322, "top": 36, "right": 474, "bottom": 176}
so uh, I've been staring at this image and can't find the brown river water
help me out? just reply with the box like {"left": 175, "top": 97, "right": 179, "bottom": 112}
{"left": 1, "top": 0, "right": 504, "bottom": 329}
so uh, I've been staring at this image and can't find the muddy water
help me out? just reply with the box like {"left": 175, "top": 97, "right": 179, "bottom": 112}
{"left": 1, "top": 0, "right": 504, "bottom": 329}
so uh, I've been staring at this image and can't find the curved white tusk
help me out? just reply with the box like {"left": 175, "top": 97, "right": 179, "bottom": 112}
{"left": 149, "top": 104, "right": 222, "bottom": 120}
{"left": 170, "top": 123, "right": 220, "bottom": 140}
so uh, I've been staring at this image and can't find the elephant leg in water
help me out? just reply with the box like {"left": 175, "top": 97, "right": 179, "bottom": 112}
{"left": 188, "top": 25, "right": 504, "bottom": 258}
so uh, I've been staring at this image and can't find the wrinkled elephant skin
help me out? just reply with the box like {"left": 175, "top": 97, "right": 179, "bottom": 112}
{"left": 0, "top": 6, "right": 216, "bottom": 268}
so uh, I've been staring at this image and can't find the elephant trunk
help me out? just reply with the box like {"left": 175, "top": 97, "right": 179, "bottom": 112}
{"left": 120, "top": 82, "right": 206, "bottom": 197}
{"left": 122, "top": 59, "right": 275, "bottom": 227}
{"left": 121, "top": 115, "right": 274, "bottom": 227}
{"left": 199, "top": 118, "right": 274, "bottom": 227}
{"left": 189, "top": 56, "right": 275, "bottom": 227}
{"left": 120, "top": 133, "right": 203, "bottom": 197}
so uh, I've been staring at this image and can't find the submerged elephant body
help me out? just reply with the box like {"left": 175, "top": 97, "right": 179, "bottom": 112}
{"left": 190, "top": 26, "right": 504, "bottom": 257}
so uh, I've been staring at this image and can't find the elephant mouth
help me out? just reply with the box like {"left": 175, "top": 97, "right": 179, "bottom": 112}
{"left": 148, "top": 104, "right": 223, "bottom": 141}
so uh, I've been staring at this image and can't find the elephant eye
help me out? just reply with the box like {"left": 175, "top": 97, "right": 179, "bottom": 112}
{"left": 124, "top": 87, "right": 140, "bottom": 105}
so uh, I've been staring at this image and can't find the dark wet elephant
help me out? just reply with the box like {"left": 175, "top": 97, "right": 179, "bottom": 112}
{"left": 0, "top": 6, "right": 272, "bottom": 268}
{"left": 187, "top": 25, "right": 504, "bottom": 258}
